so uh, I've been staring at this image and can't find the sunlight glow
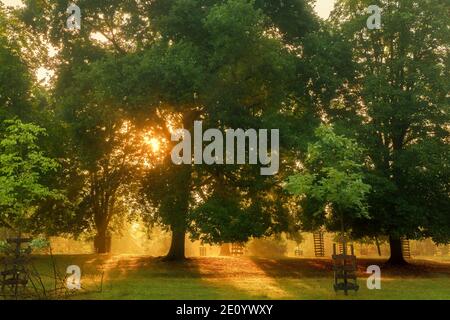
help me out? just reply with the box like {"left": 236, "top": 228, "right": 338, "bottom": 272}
{"left": 145, "top": 137, "right": 161, "bottom": 153}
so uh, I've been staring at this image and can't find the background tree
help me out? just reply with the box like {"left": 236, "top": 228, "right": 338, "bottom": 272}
{"left": 0, "top": 4, "right": 71, "bottom": 236}
{"left": 0, "top": 4, "right": 32, "bottom": 120}
{"left": 54, "top": 70, "right": 149, "bottom": 253}
{"left": 326, "top": 0, "right": 450, "bottom": 264}
{"left": 19, "top": 0, "right": 153, "bottom": 252}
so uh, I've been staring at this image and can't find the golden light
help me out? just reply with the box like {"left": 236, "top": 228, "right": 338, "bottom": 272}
{"left": 142, "top": 131, "right": 167, "bottom": 168}
{"left": 131, "top": 222, "right": 140, "bottom": 233}
{"left": 145, "top": 137, "right": 161, "bottom": 153}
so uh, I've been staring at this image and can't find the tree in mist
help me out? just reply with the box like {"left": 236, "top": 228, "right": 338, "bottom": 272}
{"left": 19, "top": 0, "right": 152, "bottom": 252}
{"left": 326, "top": 0, "right": 450, "bottom": 264}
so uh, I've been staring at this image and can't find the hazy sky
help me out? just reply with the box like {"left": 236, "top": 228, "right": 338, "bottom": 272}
{"left": 1, "top": 0, "right": 336, "bottom": 19}
{"left": 314, "top": 0, "right": 335, "bottom": 18}
{"left": 1, "top": 0, "right": 21, "bottom": 7}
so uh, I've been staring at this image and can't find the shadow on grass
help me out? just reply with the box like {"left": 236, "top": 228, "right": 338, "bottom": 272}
{"left": 27, "top": 255, "right": 450, "bottom": 300}
{"left": 30, "top": 255, "right": 268, "bottom": 300}
{"left": 247, "top": 257, "right": 450, "bottom": 300}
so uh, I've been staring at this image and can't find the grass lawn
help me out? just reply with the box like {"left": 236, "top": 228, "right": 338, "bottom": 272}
{"left": 28, "top": 255, "right": 450, "bottom": 300}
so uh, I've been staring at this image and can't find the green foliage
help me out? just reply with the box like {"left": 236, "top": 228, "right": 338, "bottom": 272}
{"left": 327, "top": 0, "right": 450, "bottom": 244}
{"left": 0, "top": 119, "right": 64, "bottom": 230}
{"left": 285, "top": 125, "right": 371, "bottom": 231}
{"left": 0, "top": 240, "right": 8, "bottom": 253}
{"left": 0, "top": 5, "right": 32, "bottom": 120}
{"left": 189, "top": 191, "right": 275, "bottom": 244}
{"left": 29, "top": 236, "right": 50, "bottom": 249}
{"left": 0, "top": 237, "right": 49, "bottom": 254}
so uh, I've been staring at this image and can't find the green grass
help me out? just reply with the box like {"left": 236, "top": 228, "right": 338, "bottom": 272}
{"left": 24, "top": 255, "right": 450, "bottom": 300}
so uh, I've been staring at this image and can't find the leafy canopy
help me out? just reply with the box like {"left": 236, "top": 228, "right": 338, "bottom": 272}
{"left": 285, "top": 125, "right": 371, "bottom": 231}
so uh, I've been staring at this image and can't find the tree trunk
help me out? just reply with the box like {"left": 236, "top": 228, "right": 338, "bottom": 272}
{"left": 94, "top": 230, "right": 111, "bottom": 254}
{"left": 162, "top": 111, "right": 198, "bottom": 261}
{"left": 387, "top": 236, "right": 407, "bottom": 265}
{"left": 165, "top": 227, "right": 186, "bottom": 260}
{"left": 375, "top": 237, "right": 382, "bottom": 256}
{"left": 163, "top": 177, "right": 189, "bottom": 261}
{"left": 220, "top": 243, "right": 231, "bottom": 256}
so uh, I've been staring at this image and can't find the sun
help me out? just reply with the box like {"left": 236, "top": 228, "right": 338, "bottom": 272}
{"left": 144, "top": 136, "right": 161, "bottom": 153}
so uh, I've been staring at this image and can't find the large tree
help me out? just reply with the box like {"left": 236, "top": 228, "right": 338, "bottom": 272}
{"left": 83, "top": 0, "right": 320, "bottom": 260}
{"left": 19, "top": 0, "right": 153, "bottom": 252}
{"left": 134, "top": 0, "right": 312, "bottom": 259}
{"left": 325, "top": 0, "right": 450, "bottom": 264}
